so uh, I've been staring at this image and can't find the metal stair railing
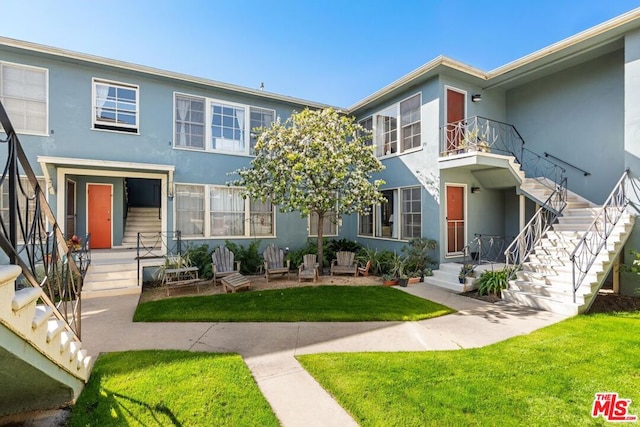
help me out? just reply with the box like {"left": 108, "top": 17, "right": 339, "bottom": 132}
{"left": 570, "top": 168, "right": 639, "bottom": 302}
{"left": 462, "top": 234, "right": 512, "bottom": 266}
{"left": 505, "top": 178, "right": 568, "bottom": 273}
{"left": 136, "top": 230, "right": 182, "bottom": 285}
{"left": 0, "top": 100, "right": 83, "bottom": 338}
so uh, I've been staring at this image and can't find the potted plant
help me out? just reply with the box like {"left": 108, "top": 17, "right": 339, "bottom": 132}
{"left": 407, "top": 270, "right": 421, "bottom": 284}
{"left": 458, "top": 264, "right": 475, "bottom": 283}
{"left": 382, "top": 274, "right": 398, "bottom": 286}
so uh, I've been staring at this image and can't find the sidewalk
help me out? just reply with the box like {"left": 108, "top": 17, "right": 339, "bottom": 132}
{"left": 80, "top": 283, "right": 568, "bottom": 426}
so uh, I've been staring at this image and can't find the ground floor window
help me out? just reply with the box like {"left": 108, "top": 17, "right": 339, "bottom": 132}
{"left": 175, "top": 184, "right": 274, "bottom": 238}
{"left": 358, "top": 186, "right": 421, "bottom": 240}
{"left": 0, "top": 176, "right": 47, "bottom": 241}
{"left": 308, "top": 210, "right": 338, "bottom": 237}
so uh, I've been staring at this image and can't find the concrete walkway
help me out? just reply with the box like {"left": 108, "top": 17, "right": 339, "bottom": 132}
{"left": 80, "top": 283, "right": 568, "bottom": 426}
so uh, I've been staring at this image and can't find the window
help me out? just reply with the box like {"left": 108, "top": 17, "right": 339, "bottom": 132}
{"left": 309, "top": 211, "right": 338, "bottom": 237}
{"left": 358, "top": 116, "right": 373, "bottom": 147}
{"left": 175, "top": 184, "right": 274, "bottom": 238}
{"left": 250, "top": 107, "right": 274, "bottom": 154}
{"left": 358, "top": 186, "right": 421, "bottom": 240}
{"left": 175, "top": 95, "right": 205, "bottom": 149}
{"left": 400, "top": 94, "right": 421, "bottom": 151}
{"left": 93, "top": 79, "right": 138, "bottom": 133}
{"left": 173, "top": 93, "right": 275, "bottom": 155}
{"left": 0, "top": 177, "right": 47, "bottom": 238}
{"left": 0, "top": 62, "right": 47, "bottom": 135}
{"left": 370, "top": 93, "right": 422, "bottom": 157}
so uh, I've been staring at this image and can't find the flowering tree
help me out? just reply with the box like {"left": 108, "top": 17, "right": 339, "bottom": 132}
{"left": 232, "top": 108, "right": 385, "bottom": 273}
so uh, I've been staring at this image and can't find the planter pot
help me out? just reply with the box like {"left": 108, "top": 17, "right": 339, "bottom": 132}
{"left": 459, "top": 277, "right": 465, "bottom": 284}
{"left": 408, "top": 277, "right": 420, "bottom": 284}
{"left": 398, "top": 278, "right": 408, "bottom": 287}
{"left": 383, "top": 279, "right": 399, "bottom": 287}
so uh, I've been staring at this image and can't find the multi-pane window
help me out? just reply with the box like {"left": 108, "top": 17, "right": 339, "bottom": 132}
{"left": 0, "top": 177, "right": 46, "bottom": 239}
{"left": 212, "top": 102, "right": 245, "bottom": 152}
{"left": 358, "top": 187, "right": 421, "bottom": 240}
{"left": 400, "top": 94, "right": 421, "bottom": 151}
{"left": 401, "top": 187, "right": 422, "bottom": 239}
{"left": 175, "top": 184, "right": 274, "bottom": 238}
{"left": 93, "top": 79, "right": 139, "bottom": 133}
{"left": 175, "top": 95, "right": 205, "bottom": 149}
{"left": 0, "top": 62, "right": 47, "bottom": 135}
{"left": 370, "top": 93, "right": 422, "bottom": 157}
{"left": 309, "top": 211, "right": 338, "bottom": 237}
{"left": 250, "top": 107, "right": 274, "bottom": 154}
{"left": 358, "top": 116, "right": 373, "bottom": 147}
{"left": 174, "top": 93, "right": 274, "bottom": 155}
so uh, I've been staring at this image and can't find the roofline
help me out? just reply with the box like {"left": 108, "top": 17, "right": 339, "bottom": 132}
{"left": 0, "top": 36, "right": 334, "bottom": 110}
{"left": 487, "top": 7, "right": 640, "bottom": 79}
{"left": 347, "top": 56, "right": 487, "bottom": 112}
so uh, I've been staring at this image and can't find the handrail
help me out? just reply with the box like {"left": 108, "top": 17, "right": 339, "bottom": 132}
{"left": 544, "top": 152, "right": 591, "bottom": 177}
{"left": 505, "top": 178, "right": 568, "bottom": 274}
{"left": 0, "top": 99, "right": 83, "bottom": 338}
{"left": 570, "top": 169, "right": 638, "bottom": 302}
{"left": 462, "top": 234, "right": 512, "bottom": 265}
{"left": 136, "top": 230, "right": 182, "bottom": 286}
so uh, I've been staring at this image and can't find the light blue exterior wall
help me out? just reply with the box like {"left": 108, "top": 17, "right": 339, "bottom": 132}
{"left": 506, "top": 50, "right": 625, "bottom": 203}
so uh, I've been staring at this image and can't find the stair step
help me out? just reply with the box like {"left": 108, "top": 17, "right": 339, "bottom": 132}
{"left": 32, "top": 305, "right": 53, "bottom": 329}
{"left": 12, "top": 287, "right": 42, "bottom": 312}
{"left": 60, "top": 331, "right": 72, "bottom": 353}
{"left": 502, "top": 288, "right": 584, "bottom": 316}
{"left": 46, "top": 319, "right": 66, "bottom": 343}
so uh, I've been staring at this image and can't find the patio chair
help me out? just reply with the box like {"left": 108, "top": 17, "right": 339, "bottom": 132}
{"left": 263, "top": 244, "right": 290, "bottom": 282}
{"left": 211, "top": 246, "right": 241, "bottom": 284}
{"left": 298, "top": 254, "right": 319, "bottom": 283}
{"left": 357, "top": 260, "right": 371, "bottom": 277}
{"left": 330, "top": 251, "right": 358, "bottom": 276}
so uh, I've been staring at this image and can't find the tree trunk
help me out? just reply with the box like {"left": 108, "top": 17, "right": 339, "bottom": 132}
{"left": 317, "top": 212, "right": 324, "bottom": 276}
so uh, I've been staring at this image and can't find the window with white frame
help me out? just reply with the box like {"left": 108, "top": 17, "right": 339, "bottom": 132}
{"left": 173, "top": 93, "right": 275, "bottom": 155}
{"left": 358, "top": 186, "right": 421, "bottom": 240}
{"left": 175, "top": 184, "right": 274, "bottom": 238}
{"left": 0, "top": 177, "right": 46, "bottom": 235}
{"left": 400, "top": 94, "right": 421, "bottom": 151}
{"left": 0, "top": 62, "right": 48, "bottom": 135}
{"left": 175, "top": 95, "right": 205, "bottom": 149}
{"left": 370, "top": 93, "right": 422, "bottom": 157}
{"left": 250, "top": 107, "right": 274, "bottom": 154}
{"left": 308, "top": 211, "right": 338, "bottom": 237}
{"left": 358, "top": 116, "right": 373, "bottom": 147}
{"left": 93, "top": 79, "right": 139, "bottom": 133}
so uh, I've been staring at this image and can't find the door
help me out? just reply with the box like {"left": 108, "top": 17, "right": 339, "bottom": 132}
{"left": 88, "top": 184, "right": 112, "bottom": 249}
{"left": 446, "top": 89, "right": 466, "bottom": 152}
{"left": 65, "top": 179, "right": 76, "bottom": 238}
{"left": 446, "top": 185, "right": 465, "bottom": 255}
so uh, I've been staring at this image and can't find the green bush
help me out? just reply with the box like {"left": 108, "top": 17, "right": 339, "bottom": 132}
{"left": 223, "top": 240, "right": 263, "bottom": 274}
{"left": 402, "top": 237, "right": 437, "bottom": 273}
{"left": 476, "top": 267, "right": 511, "bottom": 296}
{"left": 184, "top": 244, "right": 213, "bottom": 280}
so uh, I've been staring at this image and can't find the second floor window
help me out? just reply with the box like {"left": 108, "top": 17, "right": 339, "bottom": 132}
{"left": 93, "top": 79, "right": 139, "bottom": 133}
{"left": 0, "top": 61, "right": 48, "bottom": 135}
{"left": 174, "top": 93, "right": 274, "bottom": 156}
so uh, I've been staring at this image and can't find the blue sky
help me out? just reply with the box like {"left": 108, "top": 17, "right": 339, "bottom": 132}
{"left": 1, "top": 1, "right": 639, "bottom": 107}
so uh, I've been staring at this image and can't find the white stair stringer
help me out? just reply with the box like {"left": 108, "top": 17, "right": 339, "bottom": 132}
{"left": 0, "top": 265, "right": 91, "bottom": 417}
{"left": 502, "top": 208, "right": 635, "bottom": 316}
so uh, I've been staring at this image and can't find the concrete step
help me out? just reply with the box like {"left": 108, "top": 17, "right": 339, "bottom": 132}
{"left": 501, "top": 288, "right": 585, "bottom": 316}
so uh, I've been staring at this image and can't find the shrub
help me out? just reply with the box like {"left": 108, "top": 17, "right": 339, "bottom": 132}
{"left": 184, "top": 244, "right": 213, "bottom": 280}
{"left": 356, "top": 247, "right": 385, "bottom": 275}
{"left": 223, "top": 240, "right": 263, "bottom": 274}
{"left": 402, "top": 238, "right": 438, "bottom": 273}
{"left": 476, "top": 267, "right": 511, "bottom": 296}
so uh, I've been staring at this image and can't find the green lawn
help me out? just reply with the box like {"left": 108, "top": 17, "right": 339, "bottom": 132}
{"left": 297, "top": 312, "right": 640, "bottom": 426}
{"left": 133, "top": 285, "right": 455, "bottom": 322}
{"left": 69, "top": 350, "right": 278, "bottom": 426}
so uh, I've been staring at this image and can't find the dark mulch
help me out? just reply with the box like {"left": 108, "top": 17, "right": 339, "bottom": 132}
{"left": 462, "top": 289, "right": 640, "bottom": 313}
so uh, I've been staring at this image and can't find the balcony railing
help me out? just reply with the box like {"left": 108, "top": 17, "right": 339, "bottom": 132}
{"left": 0, "top": 100, "right": 83, "bottom": 338}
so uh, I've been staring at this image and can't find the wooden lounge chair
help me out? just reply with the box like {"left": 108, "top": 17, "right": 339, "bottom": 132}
{"left": 211, "top": 246, "right": 241, "bottom": 284}
{"left": 330, "top": 251, "right": 358, "bottom": 276}
{"left": 298, "top": 254, "right": 318, "bottom": 283}
{"left": 357, "top": 260, "right": 371, "bottom": 277}
{"left": 263, "top": 245, "right": 291, "bottom": 282}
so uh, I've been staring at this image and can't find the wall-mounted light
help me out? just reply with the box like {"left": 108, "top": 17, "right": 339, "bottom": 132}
{"left": 471, "top": 94, "right": 482, "bottom": 102}
{"left": 471, "top": 186, "right": 481, "bottom": 193}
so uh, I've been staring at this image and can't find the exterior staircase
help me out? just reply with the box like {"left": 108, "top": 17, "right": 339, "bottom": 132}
{"left": 121, "top": 207, "right": 161, "bottom": 249}
{"left": 82, "top": 249, "right": 142, "bottom": 297}
{"left": 502, "top": 175, "right": 636, "bottom": 316}
{"left": 0, "top": 265, "right": 90, "bottom": 417}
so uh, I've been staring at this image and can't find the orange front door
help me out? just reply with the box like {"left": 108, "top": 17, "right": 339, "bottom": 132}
{"left": 446, "top": 89, "right": 465, "bottom": 152}
{"left": 446, "top": 185, "right": 465, "bottom": 254}
{"left": 88, "top": 184, "right": 112, "bottom": 249}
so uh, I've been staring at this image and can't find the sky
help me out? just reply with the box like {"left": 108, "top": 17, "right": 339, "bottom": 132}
{"left": 1, "top": 1, "right": 640, "bottom": 107}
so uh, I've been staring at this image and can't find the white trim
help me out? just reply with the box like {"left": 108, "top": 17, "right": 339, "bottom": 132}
{"left": 0, "top": 60, "right": 49, "bottom": 136}
{"left": 38, "top": 156, "right": 174, "bottom": 172}
{"left": 444, "top": 183, "right": 467, "bottom": 257}
{"left": 356, "top": 185, "right": 422, "bottom": 241}
{"left": 86, "top": 183, "right": 113, "bottom": 249}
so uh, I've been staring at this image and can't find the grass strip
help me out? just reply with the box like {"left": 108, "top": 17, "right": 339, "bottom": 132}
{"left": 298, "top": 312, "right": 640, "bottom": 426}
{"left": 69, "top": 350, "right": 278, "bottom": 426}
